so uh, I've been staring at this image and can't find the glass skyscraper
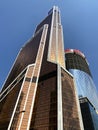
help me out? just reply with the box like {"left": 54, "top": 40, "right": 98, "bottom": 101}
{"left": 0, "top": 7, "right": 83, "bottom": 130}
{"left": 80, "top": 97, "right": 98, "bottom": 130}
{"left": 65, "top": 49, "right": 98, "bottom": 130}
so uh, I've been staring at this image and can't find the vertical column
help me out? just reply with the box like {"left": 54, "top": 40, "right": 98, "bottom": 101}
{"left": 48, "top": 6, "right": 65, "bottom": 68}
{"left": 57, "top": 65, "right": 63, "bottom": 130}
{"left": 48, "top": 6, "right": 57, "bottom": 62}
{"left": 57, "top": 24, "right": 65, "bottom": 68}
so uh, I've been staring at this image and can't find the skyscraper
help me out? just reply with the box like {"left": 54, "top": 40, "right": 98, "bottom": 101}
{"left": 80, "top": 97, "right": 98, "bottom": 130}
{"left": 65, "top": 49, "right": 98, "bottom": 129}
{"left": 0, "top": 7, "right": 83, "bottom": 130}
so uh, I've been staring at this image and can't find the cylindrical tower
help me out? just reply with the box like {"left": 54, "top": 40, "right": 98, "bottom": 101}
{"left": 65, "top": 49, "right": 91, "bottom": 76}
{"left": 65, "top": 49, "right": 98, "bottom": 110}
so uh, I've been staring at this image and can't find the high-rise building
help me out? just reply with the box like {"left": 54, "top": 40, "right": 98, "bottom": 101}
{"left": 80, "top": 97, "right": 98, "bottom": 130}
{"left": 65, "top": 49, "right": 98, "bottom": 130}
{"left": 0, "top": 7, "right": 83, "bottom": 130}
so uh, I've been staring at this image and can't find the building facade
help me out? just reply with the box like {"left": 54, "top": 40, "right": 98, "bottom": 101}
{"left": 65, "top": 49, "right": 98, "bottom": 130}
{"left": 80, "top": 97, "right": 98, "bottom": 130}
{"left": 0, "top": 7, "right": 83, "bottom": 130}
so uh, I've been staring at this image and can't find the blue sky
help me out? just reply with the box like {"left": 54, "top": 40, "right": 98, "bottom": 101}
{"left": 0, "top": 0, "right": 98, "bottom": 91}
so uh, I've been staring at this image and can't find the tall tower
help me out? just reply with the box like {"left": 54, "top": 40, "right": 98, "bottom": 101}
{"left": 65, "top": 49, "right": 98, "bottom": 129}
{"left": 0, "top": 7, "right": 83, "bottom": 130}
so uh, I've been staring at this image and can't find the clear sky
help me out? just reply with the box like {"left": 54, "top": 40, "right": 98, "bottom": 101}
{"left": 0, "top": 0, "right": 98, "bottom": 91}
